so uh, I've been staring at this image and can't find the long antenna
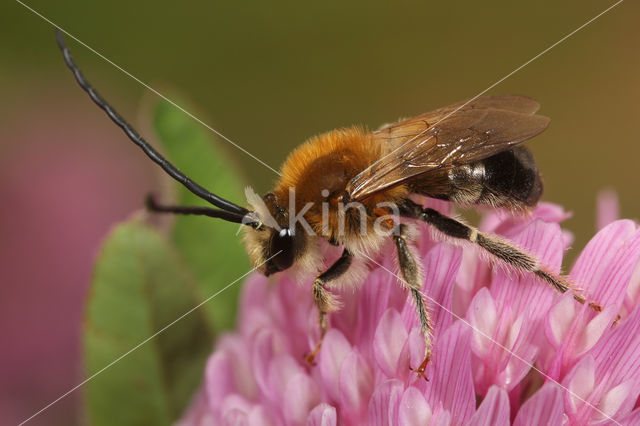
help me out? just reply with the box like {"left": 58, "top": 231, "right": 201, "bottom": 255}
{"left": 55, "top": 29, "right": 249, "bottom": 217}
{"left": 145, "top": 194, "right": 247, "bottom": 224}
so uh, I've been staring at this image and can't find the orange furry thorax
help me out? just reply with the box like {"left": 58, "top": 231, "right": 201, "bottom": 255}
{"left": 275, "top": 127, "right": 381, "bottom": 205}
{"left": 270, "top": 127, "right": 406, "bottom": 236}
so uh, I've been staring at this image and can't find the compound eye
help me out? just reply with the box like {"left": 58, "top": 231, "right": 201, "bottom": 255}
{"left": 270, "top": 228, "right": 295, "bottom": 271}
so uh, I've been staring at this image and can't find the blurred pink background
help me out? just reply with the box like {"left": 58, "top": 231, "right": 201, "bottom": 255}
{"left": 0, "top": 89, "right": 155, "bottom": 425}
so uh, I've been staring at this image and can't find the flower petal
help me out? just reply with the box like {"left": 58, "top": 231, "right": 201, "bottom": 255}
{"left": 367, "top": 379, "right": 403, "bottom": 426}
{"left": 240, "top": 274, "right": 270, "bottom": 316}
{"left": 587, "top": 304, "right": 640, "bottom": 419}
{"left": 571, "top": 220, "right": 639, "bottom": 302}
{"left": 251, "top": 330, "right": 277, "bottom": 399}
{"left": 339, "top": 349, "right": 373, "bottom": 422}
{"left": 267, "top": 354, "right": 305, "bottom": 405}
{"left": 563, "top": 355, "right": 596, "bottom": 414}
{"left": 221, "top": 409, "right": 248, "bottom": 426}
{"left": 532, "top": 202, "right": 572, "bottom": 224}
{"left": 617, "top": 407, "right": 640, "bottom": 426}
{"left": 306, "top": 403, "right": 337, "bottom": 426}
{"left": 429, "top": 410, "right": 452, "bottom": 426}
{"left": 373, "top": 308, "right": 409, "bottom": 378}
{"left": 397, "top": 386, "right": 432, "bottom": 425}
{"left": 455, "top": 245, "right": 488, "bottom": 316}
{"left": 217, "top": 336, "right": 257, "bottom": 400}
{"left": 220, "top": 395, "right": 252, "bottom": 426}
{"left": 424, "top": 322, "right": 475, "bottom": 425}
{"left": 545, "top": 292, "right": 576, "bottom": 349}
{"left": 513, "top": 383, "right": 563, "bottom": 426}
{"left": 597, "top": 379, "right": 634, "bottom": 421}
{"left": 542, "top": 221, "right": 640, "bottom": 379}
{"left": 596, "top": 189, "right": 619, "bottom": 230}
{"left": 481, "top": 202, "right": 570, "bottom": 237}
{"left": 467, "top": 287, "right": 498, "bottom": 358}
{"left": 494, "top": 312, "right": 538, "bottom": 391}
{"left": 574, "top": 304, "right": 619, "bottom": 355}
{"left": 318, "top": 329, "right": 352, "bottom": 402}
{"left": 220, "top": 403, "right": 272, "bottom": 426}
{"left": 283, "top": 372, "right": 321, "bottom": 425}
{"left": 205, "top": 352, "right": 234, "bottom": 413}
{"left": 353, "top": 270, "right": 397, "bottom": 356}
{"left": 466, "top": 385, "right": 509, "bottom": 426}
{"left": 623, "top": 260, "right": 640, "bottom": 317}
{"left": 247, "top": 406, "right": 272, "bottom": 426}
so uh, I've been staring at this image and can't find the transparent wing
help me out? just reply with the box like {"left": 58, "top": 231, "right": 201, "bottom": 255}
{"left": 347, "top": 95, "right": 550, "bottom": 201}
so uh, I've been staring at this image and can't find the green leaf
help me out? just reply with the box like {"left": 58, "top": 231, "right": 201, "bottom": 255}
{"left": 85, "top": 220, "right": 214, "bottom": 426}
{"left": 153, "top": 100, "right": 249, "bottom": 331}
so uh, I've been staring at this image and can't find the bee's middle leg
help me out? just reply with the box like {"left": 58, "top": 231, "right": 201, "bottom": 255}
{"left": 304, "top": 248, "right": 352, "bottom": 365}
{"left": 394, "top": 224, "right": 433, "bottom": 379}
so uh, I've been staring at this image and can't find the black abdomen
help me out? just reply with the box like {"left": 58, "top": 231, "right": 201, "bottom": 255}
{"left": 479, "top": 146, "right": 543, "bottom": 207}
{"left": 412, "top": 146, "right": 543, "bottom": 210}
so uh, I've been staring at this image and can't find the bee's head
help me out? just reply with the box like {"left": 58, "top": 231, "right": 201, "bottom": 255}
{"left": 244, "top": 219, "right": 310, "bottom": 277}
{"left": 263, "top": 226, "right": 306, "bottom": 275}
{"left": 243, "top": 188, "right": 315, "bottom": 276}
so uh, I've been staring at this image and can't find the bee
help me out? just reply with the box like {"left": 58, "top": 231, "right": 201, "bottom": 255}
{"left": 56, "top": 30, "right": 602, "bottom": 378}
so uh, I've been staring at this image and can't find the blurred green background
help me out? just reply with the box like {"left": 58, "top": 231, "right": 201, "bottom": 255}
{"left": 1, "top": 0, "right": 639, "bottom": 424}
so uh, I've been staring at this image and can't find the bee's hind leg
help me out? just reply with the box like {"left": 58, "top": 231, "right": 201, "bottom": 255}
{"left": 399, "top": 199, "right": 604, "bottom": 313}
{"left": 304, "top": 248, "right": 352, "bottom": 366}
{"left": 394, "top": 224, "right": 433, "bottom": 380}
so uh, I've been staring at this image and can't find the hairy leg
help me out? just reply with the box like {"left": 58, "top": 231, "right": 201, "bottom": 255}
{"left": 394, "top": 224, "right": 433, "bottom": 379}
{"left": 305, "top": 249, "right": 352, "bottom": 365}
{"left": 400, "top": 200, "right": 602, "bottom": 312}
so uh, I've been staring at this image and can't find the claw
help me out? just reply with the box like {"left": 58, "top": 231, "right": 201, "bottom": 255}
{"left": 304, "top": 352, "right": 317, "bottom": 366}
{"left": 304, "top": 340, "right": 323, "bottom": 366}
{"left": 409, "top": 356, "right": 431, "bottom": 381}
{"left": 613, "top": 314, "right": 622, "bottom": 327}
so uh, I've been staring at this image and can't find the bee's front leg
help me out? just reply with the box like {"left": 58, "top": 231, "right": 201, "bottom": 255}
{"left": 304, "top": 248, "right": 352, "bottom": 366}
